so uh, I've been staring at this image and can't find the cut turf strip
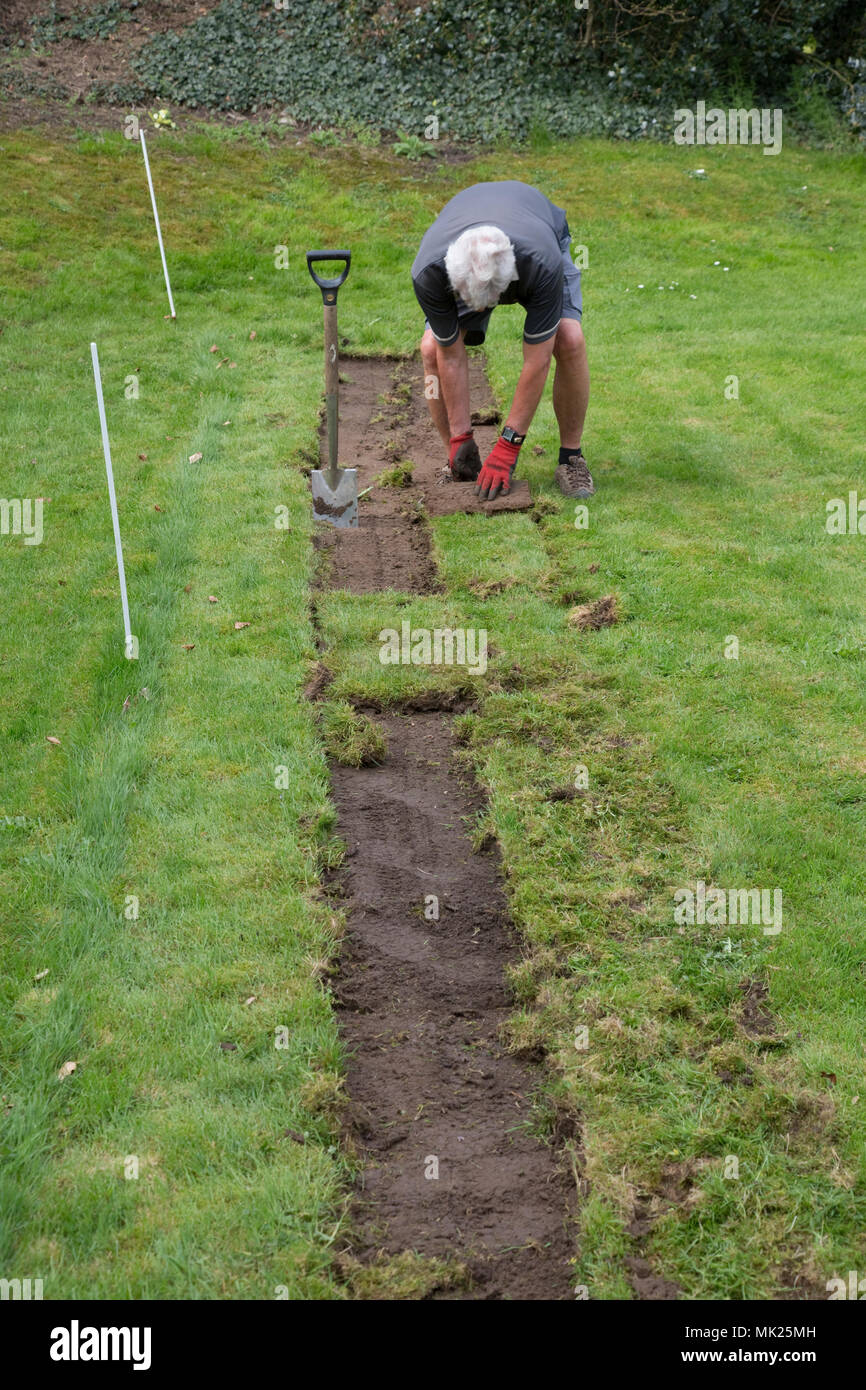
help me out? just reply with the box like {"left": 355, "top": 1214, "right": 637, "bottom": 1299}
{"left": 330, "top": 712, "right": 575, "bottom": 1300}
{"left": 313, "top": 356, "right": 575, "bottom": 1298}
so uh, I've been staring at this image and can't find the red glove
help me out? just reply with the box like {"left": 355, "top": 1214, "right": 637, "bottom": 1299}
{"left": 475, "top": 436, "right": 521, "bottom": 501}
{"left": 448, "top": 430, "right": 481, "bottom": 481}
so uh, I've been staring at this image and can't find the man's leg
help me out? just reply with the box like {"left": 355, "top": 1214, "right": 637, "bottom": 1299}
{"left": 420, "top": 328, "right": 480, "bottom": 479}
{"left": 420, "top": 327, "right": 451, "bottom": 449}
{"left": 552, "top": 317, "right": 589, "bottom": 449}
{"left": 552, "top": 317, "right": 594, "bottom": 497}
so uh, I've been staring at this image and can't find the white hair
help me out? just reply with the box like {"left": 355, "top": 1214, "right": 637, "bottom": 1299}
{"left": 444, "top": 225, "right": 518, "bottom": 311}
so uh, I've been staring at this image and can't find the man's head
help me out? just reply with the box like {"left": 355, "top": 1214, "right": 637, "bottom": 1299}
{"left": 444, "top": 225, "right": 518, "bottom": 311}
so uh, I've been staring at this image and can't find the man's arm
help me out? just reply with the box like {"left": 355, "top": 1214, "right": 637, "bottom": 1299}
{"left": 504, "top": 337, "right": 556, "bottom": 435}
{"left": 474, "top": 338, "right": 556, "bottom": 501}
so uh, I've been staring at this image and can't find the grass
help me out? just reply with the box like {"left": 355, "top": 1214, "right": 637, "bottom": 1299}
{"left": 320, "top": 700, "right": 386, "bottom": 767}
{"left": 375, "top": 461, "right": 414, "bottom": 488}
{"left": 0, "top": 120, "right": 864, "bottom": 1298}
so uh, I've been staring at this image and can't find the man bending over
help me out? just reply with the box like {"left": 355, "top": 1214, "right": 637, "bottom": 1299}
{"left": 412, "top": 179, "right": 592, "bottom": 501}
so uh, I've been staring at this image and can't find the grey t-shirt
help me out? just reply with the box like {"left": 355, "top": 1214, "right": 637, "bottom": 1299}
{"left": 411, "top": 180, "right": 568, "bottom": 346}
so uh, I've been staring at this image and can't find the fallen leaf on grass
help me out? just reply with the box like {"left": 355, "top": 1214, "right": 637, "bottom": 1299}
{"left": 189, "top": 452, "right": 203, "bottom": 464}
{"left": 35, "top": 969, "right": 49, "bottom": 982}
{"left": 234, "top": 621, "right": 250, "bottom": 630}
{"left": 209, "top": 344, "right": 219, "bottom": 353}
{"left": 46, "top": 736, "right": 61, "bottom": 746}
{"left": 182, "top": 643, "right": 195, "bottom": 651}
{"left": 154, "top": 504, "right": 163, "bottom": 512}
{"left": 139, "top": 452, "right": 148, "bottom": 461}
{"left": 207, "top": 595, "right": 218, "bottom": 603}
{"left": 821, "top": 1071, "right": 838, "bottom": 1086}
{"left": 282, "top": 1129, "right": 306, "bottom": 1144}
{"left": 244, "top": 995, "right": 256, "bottom": 1006}
{"left": 249, "top": 330, "right": 257, "bottom": 340}
{"left": 220, "top": 1041, "right": 238, "bottom": 1052}
{"left": 122, "top": 696, "right": 131, "bottom": 713}
{"left": 57, "top": 1060, "right": 77, "bottom": 1080}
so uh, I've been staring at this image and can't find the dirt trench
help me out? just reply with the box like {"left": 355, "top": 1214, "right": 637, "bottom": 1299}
{"left": 314, "top": 356, "right": 576, "bottom": 1299}
{"left": 312, "top": 354, "right": 531, "bottom": 596}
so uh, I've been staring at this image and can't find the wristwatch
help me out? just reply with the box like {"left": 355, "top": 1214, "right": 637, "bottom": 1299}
{"left": 501, "top": 426, "right": 526, "bottom": 446}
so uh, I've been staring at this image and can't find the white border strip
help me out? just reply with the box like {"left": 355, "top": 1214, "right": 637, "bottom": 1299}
{"left": 90, "top": 342, "right": 134, "bottom": 659}
{"left": 140, "top": 129, "right": 176, "bottom": 319}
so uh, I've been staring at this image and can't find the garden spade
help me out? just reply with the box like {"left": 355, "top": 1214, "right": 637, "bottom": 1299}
{"left": 306, "top": 249, "right": 357, "bottom": 527}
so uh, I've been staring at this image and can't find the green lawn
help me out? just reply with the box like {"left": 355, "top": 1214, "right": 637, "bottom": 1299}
{"left": 1, "top": 121, "right": 864, "bottom": 1298}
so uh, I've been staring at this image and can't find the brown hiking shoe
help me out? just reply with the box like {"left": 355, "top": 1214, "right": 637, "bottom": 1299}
{"left": 450, "top": 436, "right": 482, "bottom": 482}
{"left": 554, "top": 449, "right": 595, "bottom": 498}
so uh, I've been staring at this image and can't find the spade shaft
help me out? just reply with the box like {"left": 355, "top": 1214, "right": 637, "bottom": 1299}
{"left": 306, "top": 249, "right": 357, "bottom": 527}
{"left": 324, "top": 300, "right": 339, "bottom": 488}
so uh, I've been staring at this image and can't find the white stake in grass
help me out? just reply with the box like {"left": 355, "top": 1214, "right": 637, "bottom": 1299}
{"left": 90, "top": 342, "right": 136, "bottom": 660}
{"left": 139, "top": 128, "right": 176, "bottom": 319}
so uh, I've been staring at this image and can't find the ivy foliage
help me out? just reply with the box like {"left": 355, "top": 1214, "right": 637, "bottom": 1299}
{"left": 32, "top": 0, "right": 142, "bottom": 43}
{"left": 36, "top": 0, "right": 866, "bottom": 142}
{"left": 123, "top": 0, "right": 662, "bottom": 139}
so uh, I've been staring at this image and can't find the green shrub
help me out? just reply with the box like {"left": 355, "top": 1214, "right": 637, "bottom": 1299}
{"left": 24, "top": 0, "right": 865, "bottom": 145}
{"left": 392, "top": 132, "right": 437, "bottom": 160}
{"left": 127, "top": 0, "right": 669, "bottom": 140}
{"left": 32, "top": 0, "right": 141, "bottom": 44}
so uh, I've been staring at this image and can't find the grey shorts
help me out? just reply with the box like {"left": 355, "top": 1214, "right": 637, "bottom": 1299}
{"left": 426, "top": 223, "right": 582, "bottom": 348}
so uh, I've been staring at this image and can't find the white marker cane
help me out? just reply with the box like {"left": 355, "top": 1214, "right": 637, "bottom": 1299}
{"left": 139, "top": 128, "right": 176, "bottom": 319}
{"left": 91, "top": 343, "right": 136, "bottom": 660}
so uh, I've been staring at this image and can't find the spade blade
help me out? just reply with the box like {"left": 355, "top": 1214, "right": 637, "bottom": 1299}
{"left": 311, "top": 467, "right": 359, "bottom": 528}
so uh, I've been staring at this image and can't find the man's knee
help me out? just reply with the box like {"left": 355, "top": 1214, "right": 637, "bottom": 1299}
{"left": 420, "top": 328, "right": 438, "bottom": 370}
{"left": 553, "top": 318, "right": 585, "bottom": 361}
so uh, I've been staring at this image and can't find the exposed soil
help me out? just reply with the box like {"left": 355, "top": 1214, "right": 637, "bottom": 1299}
{"left": 775, "top": 1264, "right": 832, "bottom": 1301}
{"left": 624, "top": 1253, "right": 681, "bottom": 1300}
{"left": 0, "top": 0, "right": 221, "bottom": 87}
{"left": 568, "top": 594, "right": 620, "bottom": 630}
{"left": 311, "top": 350, "right": 575, "bottom": 1298}
{"left": 623, "top": 1162, "right": 707, "bottom": 1301}
{"left": 313, "top": 354, "right": 531, "bottom": 596}
{"left": 330, "top": 712, "right": 575, "bottom": 1299}
{"left": 738, "top": 977, "right": 777, "bottom": 1038}
{"left": 0, "top": 0, "right": 226, "bottom": 129}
